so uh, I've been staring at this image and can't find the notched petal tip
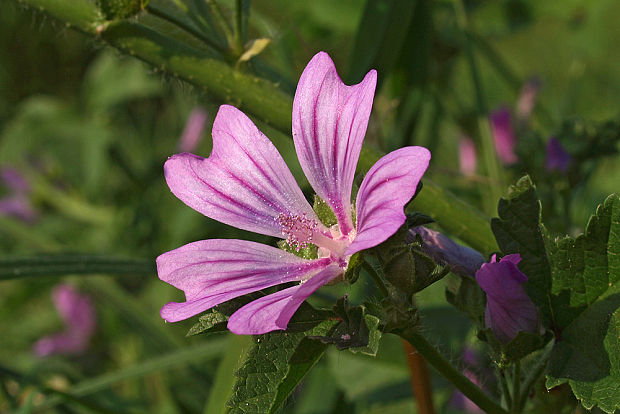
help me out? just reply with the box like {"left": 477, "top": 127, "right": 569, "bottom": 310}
{"left": 347, "top": 146, "right": 431, "bottom": 255}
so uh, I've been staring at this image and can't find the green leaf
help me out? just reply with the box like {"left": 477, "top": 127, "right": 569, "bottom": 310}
{"left": 311, "top": 296, "right": 382, "bottom": 356}
{"left": 479, "top": 329, "right": 551, "bottom": 365}
{"left": 269, "top": 336, "right": 330, "bottom": 414}
{"left": 346, "top": 0, "right": 417, "bottom": 84}
{"left": 445, "top": 275, "right": 486, "bottom": 327}
{"left": 545, "top": 194, "right": 620, "bottom": 413}
{"left": 0, "top": 254, "right": 155, "bottom": 280}
{"left": 186, "top": 310, "right": 229, "bottom": 337}
{"left": 491, "top": 176, "right": 553, "bottom": 322}
{"left": 226, "top": 320, "right": 336, "bottom": 414}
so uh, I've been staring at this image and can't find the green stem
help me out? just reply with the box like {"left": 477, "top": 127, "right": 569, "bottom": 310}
{"left": 452, "top": 0, "right": 504, "bottom": 215}
{"left": 518, "top": 342, "right": 554, "bottom": 410}
{"left": 0, "top": 254, "right": 155, "bottom": 280}
{"left": 397, "top": 330, "right": 508, "bottom": 414}
{"left": 511, "top": 361, "right": 521, "bottom": 413}
{"left": 497, "top": 368, "right": 512, "bottom": 409}
{"left": 233, "top": 0, "right": 245, "bottom": 53}
{"left": 145, "top": 4, "right": 227, "bottom": 55}
{"left": 362, "top": 260, "right": 389, "bottom": 298}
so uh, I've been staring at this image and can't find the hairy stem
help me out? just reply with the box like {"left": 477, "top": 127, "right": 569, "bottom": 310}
{"left": 397, "top": 329, "right": 509, "bottom": 414}
{"left": 403, "top": 339, "right": 436, "bottom": 414}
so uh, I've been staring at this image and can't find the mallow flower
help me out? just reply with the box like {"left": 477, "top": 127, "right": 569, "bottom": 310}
{"left": 157, "top": 52, "right": 431, "bottom": 335}
{"left": 33, "top": 284, "right": 96, "bottom": 357}
{"left": 475, "top": 254, "right": 538, "bottom": 343}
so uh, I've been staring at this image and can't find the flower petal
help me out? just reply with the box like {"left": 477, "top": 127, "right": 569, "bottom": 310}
{"left": 33, "top": 333, "right": 89, "bottom": 357}
{"left": 292, "top": 52, "right": 377, "bottom": 236}
{"left": 227, "top": 265, "right": 342, "bottom": 335}
{"left": 165, "top": 105, "right": 320, "bottom": 238}
{"left": 52, "top": 285, "right": 96, "bottom": 337}
{"left": 476, "top": 255, "right": 538, "bottom": 343}
{"left": 347, "top": 146, "right": 430, "bottom": 256}
{"left": 157, "top": 239, "right": 332, "bottom": 322}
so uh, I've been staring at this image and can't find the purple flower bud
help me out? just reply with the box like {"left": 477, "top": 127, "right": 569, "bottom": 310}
{"left": 475, "top": 254, "right": 539, "bottom": 343}
{"left": 33, "top": 284, "right": 96, "bottom": 357}
{"left": 408, "top": 226, "right": 485, "bottom": 278}
{"left": 545, "top": 137, "right": 571, "bottom": 172}
{"left": 516, "top": 77, "right": 541, "bottom": 123}
{"left": 489, "top": 108, "right": 518, "bottom": 165}
{"left": 459, "top": 137, "right": 477, "bottom": 176}
{"left": 178, "top": 108, "right": 208, "bottom": 153}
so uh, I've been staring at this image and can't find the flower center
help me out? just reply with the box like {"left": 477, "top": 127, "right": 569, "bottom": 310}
{"left": 276, "top": 213, "right": 353, "bottom": 260}
{"left": 276, "top": 212, "right": 318, "bottom": 251}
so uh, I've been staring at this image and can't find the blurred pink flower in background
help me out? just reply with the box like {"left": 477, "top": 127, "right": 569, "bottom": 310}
{"left": 489, "top": 107, "right": 518, "bottom": 165}
{"left": 0, "top": 167, "right": 37, "bottom": 223}
{"left": 450, "top": 348, "right": 484, "bottom": 413}
{"left": 178, "top": 107, "right": 209, "bottom": 153}
{"left": 459, "top": 137, "right": 477, "bottom": 176}
{"left": 33, "top": 284, "right": 96, "bottom": 357}
{"left": 516, "top": 77, "right": 541, "bottom": 123}
{"left": 545, "top": 137, "right": 571, "bottom": 172}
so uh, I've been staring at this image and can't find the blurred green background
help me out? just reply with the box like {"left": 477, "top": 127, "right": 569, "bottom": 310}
{"left": 1, "top": 0, "right": 619, "bottom": 412}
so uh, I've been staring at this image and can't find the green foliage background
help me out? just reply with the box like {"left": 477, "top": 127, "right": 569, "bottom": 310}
{"left": 1, "top": 0, "right": 619, "bottom": 413}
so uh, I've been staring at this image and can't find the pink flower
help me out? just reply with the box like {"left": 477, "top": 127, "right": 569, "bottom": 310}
{"left": 489, "top": 107, "right": 518, "bottom": 165}
{"left": 157, "top": 52, "right": 431, "bottom": 335}
{"left": 475, "top": 254, "right": 538, "bottom": 343}
{"left": 459, "top": 137, "right": 477, "bottom": 176}
{"left": 0, "top": 167, "right": 37, "bottom": 223}
{"left": 516, "top": 77, "right": 541, "bottom": 123}
{"left": 33, "top": 284, "right": 96, "bottom": 357}
{"left": 178, "top": 108, "right": 208, "bottom": 153}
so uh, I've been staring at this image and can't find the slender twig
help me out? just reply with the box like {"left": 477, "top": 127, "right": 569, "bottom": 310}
{"left": 511, "top": 361, "right": 521, "bottom": 413}
{"left": 497, "top": 368, "right": 513, "bottom": 409}
{"left": 397, "top": 329, "right": 509, "bottom": 414}
{"left": 233, "top": 0, "right": 245, "bottom": 53}
{"left": 403, "top": 340, "right": 436, "bottom": 414}
{"left": 206, "top": 0, "right": 235, "bottom": 49}
{"left": 145, "top": 4, "right": 227, "bottom": 55}
{"left": 518, "top": 342, "right": 554, "bottom": 410}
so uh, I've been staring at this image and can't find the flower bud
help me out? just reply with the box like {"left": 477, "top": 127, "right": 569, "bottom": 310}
{"left": 475, "top": 254, "right": 539, "bottom": 343}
